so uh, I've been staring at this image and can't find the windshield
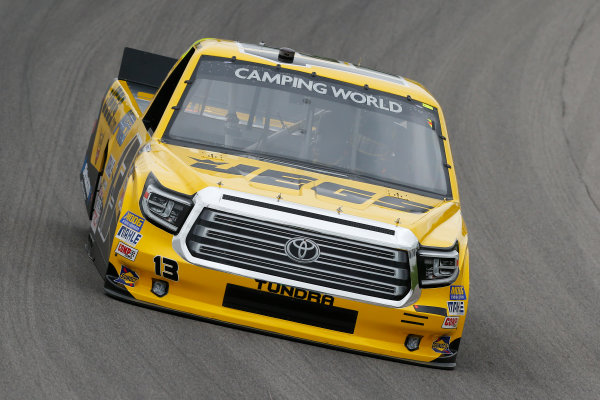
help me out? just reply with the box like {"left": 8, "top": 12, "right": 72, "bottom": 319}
{"left": 164, "top": 56, "right": 450, "bottom": 197}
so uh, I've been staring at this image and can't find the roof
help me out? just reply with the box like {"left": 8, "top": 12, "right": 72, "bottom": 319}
{"left": 192, "top": 39, "right": 439, "bottom": 109}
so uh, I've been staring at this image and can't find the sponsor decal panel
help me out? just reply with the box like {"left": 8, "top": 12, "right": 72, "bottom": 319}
{"left": 255, "top": 280, "right": 334, "bottom": 306}
{"left": 115, "top": 111, "right": 136, "bottom": 146}
{"left": 105, "top": 155, "right": 116, "bottom": 179}
{"left": 116, "top": 241, "right": 138, "bottom": 261}
{"left": 449, "top": 285, "right": 466, "bottom": 300}
{"left": 114, "top": 266, "right": 139, "bottom": 287}
{"left": 119, "top": 211, "right": 145, "bottom": 232}
{"left": 116, "top": 225, "right": 142, "bottom": 247}
{"left": 101, "top": 86, "right": 126, "bottom": 132}
{"left": 442, "top": 316, "right": 459, "bottom": 329}
{"left": 94, "top": 131, "right": 105, "bottom": 164}
{"left": 447, "top": 301, "right": 465, "bottom": 316}
{"left": 90, "top": 178, "right": 106, "bottom": 233}
{"left": 91, "top": 208, "right": 101, "bottom": 232}
{"left": 233, "top": 67, "right": 404, "bottom": 114}
{"left": 432, "top": 336, "right": 452, "bottom": 354}
{"left": 81, "top": 162, "right": 91, "bottom": 200}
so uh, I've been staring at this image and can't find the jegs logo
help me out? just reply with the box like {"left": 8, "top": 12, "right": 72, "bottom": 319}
{"left": 190, "top": 159, "right": 435, "bottom": 213}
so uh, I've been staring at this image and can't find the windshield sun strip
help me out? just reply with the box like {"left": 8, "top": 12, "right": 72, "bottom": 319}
{"left": 161, "top": 55, "right": 453, "bottom": 199}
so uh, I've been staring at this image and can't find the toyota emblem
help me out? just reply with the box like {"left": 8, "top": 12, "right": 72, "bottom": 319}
{"left": 285, "top": 237, "right": 320, "bottom": 263}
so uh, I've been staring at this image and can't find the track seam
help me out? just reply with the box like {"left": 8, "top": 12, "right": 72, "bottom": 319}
{"left": 559, "top": 1, "right": 600, "bottom": 215}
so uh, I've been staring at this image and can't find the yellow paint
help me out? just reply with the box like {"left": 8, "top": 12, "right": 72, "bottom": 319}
{"left": 91, "top": 39, "right": 469, "bottom": 366}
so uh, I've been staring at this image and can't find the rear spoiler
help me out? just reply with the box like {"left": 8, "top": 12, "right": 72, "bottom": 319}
{"left": 118, "top": 47, "right": 177, "bottom": 89}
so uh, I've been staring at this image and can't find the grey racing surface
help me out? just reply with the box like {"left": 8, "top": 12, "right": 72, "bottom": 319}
{"left": 1, "top": 1, "right": 599, "bottom": 398}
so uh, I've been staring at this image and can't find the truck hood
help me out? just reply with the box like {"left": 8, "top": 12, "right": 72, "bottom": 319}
{"left": 135, "top": 141, "right": 463, "bottom": 246}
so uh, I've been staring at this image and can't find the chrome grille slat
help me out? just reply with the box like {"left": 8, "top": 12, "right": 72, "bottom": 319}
{"left": 194, "top": 233, "right": 401, "bottom": 280}
{"left": 192, "top": 229, "right": 400, "bottom": 278}
{"left": 316, "top": 255, "right": 401, "bottom": 278}
{"left": 197, "top": 244, "right": 403, "bottom": 295}
{"left": 212, "top": 213, "right": 397, "bottom": 260}
{"left": 186, "top": 209, "right": 411, "bottom": 301}
{"left": 204, "top": 229, "right": 284, "bottom": 252}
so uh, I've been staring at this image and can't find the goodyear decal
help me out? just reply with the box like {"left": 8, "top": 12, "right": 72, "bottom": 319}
{"left": 432, "top": 336, "right": 452, "bottom": 354}
{"left": 114, "top": 266, "right": 139, "bottom": 287}
{"left": 120, "top": 211, "right": 145, "bottom": 232}
{"left": 449, "top": 285, "right": 466, "bottom": 300}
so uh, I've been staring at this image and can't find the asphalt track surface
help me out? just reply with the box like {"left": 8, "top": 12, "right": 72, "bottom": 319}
{"left": 1, "top": 1, "right": 600, "bottom": 399}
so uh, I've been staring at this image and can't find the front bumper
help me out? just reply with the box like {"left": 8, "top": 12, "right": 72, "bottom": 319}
{"left": 105, "top": 232, "right": 468, "bottom": 368}
{"left": 104, "top": 270, "right": 462, "bottom": 368}
{"left": 104, "top": 185, "right": 468, "bottom": 368}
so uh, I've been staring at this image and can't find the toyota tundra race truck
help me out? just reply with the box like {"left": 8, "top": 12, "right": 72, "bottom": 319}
{"left": 80, "top": 38, "right": 469, "bottom": 368}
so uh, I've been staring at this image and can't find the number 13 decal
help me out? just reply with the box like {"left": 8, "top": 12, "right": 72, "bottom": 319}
{"left": 154, "top": 256, "right": 179, "bottom": 281}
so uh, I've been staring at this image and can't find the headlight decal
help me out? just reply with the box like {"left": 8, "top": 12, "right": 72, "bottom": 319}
{"left": 417, "top": 243, "right": 459, "bottom": 288}
{"left": 139, "top": 172, "right": 193, "bottom": 233}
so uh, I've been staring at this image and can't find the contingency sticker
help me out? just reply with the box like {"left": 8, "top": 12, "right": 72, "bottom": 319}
{"left": 119, "top": 211, "right": 145, "bottom": 232}
{"left": 115, "top": 111, "right": 136, "bottom": 146}
{"left": 447, "top": 301, "right": 465, "bottom": 316}
{"left": 105, "top": 155, "right": 116, "bottom": 179}
{"left": 113, "top": 266, "right": 139, "bottom": 287}
{"left": 91, "top": 206, "right": 101, "bottom": 232}
{"left": 449, "top": 285, "right": 466, "bottom": 300}
{"left": 432, "top": 336, "right": 452, "bottom": 354}
{"left": 90, "top": 178, "right": 107, "bottom": 233}
{"left": 81, "top": 162, "right": 91, "bottom": 200}
{"left": 115, "top": 225, "right": 142, "bottom": 247}
{"left": 442, "top": 316, "right": 459, "bottom": 329}
{"left": 116, "top": 241, "right": 138, "bottom": 261}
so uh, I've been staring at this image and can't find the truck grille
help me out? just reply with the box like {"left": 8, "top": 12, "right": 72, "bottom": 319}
{"left": 185, "top": 209, "right": 411, "bottom": 301}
